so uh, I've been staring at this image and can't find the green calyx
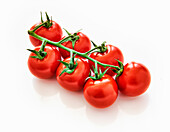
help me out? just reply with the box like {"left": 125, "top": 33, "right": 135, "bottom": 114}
{"left": 59, "top": 52, "right": 78, "bottom": 76}
{"left": 88, "top": 62, "right": 110, "bottom": 80}
{"left": 111, "top": 59, "right": 124, "bottom": 78}
{"left": 41, "top": 12, "right": 53, "bottom": 28}
{"left": 63, "top": 28, "right": 81, "bottom": 49}
{"left": 31, "top": 12, "right": 53, "bottom": 32}
{"left": 27, "top": 40, "right": 47, "bottom": 60}
{"left": 91, "top": 41, "right": 107, "bottom": 53}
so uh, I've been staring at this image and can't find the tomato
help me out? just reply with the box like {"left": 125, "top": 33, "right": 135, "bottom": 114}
{"left": 28, "top": 45, "right": 61, "bottom": 79}
{"left": 56, "top": 57, "right": 90, "bottom": 91}
{"left": 84, "top": 74, "right": 118, "bottom": 108}
{"left": 116, "top": 62, "right": 151, "bottom": 97}
{"left": 89, "top": 44, "right": 124, "bottom": 76}
{"left": 59, "top": 32, "right": 91, "bottom": 59}
{"left": 29, "top": 21, "right": 63, "bottom": 47}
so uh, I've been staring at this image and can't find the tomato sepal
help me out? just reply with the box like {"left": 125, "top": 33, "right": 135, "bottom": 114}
{"left": 29, "top": 12, "right": 54, "bottom": 34}
{"left": 88, "top": 61, "right": 110, "bottom": 80}
{"left": 27, "top": 49, "right": 47, "bottom": 60}
{"left": 40, "top": 12, "right": 53, "bottom": 28}
{"left": 58, "top": 54, "right": 79, "bottom": 76}
{"left": 91, "top": 41, "right": 107, "bottom": 53}
{"left": 27, "top": 40, "right": 47, "bottom": 60}
{"left": 63, "top": 28, "right": 82, "bottom": 49}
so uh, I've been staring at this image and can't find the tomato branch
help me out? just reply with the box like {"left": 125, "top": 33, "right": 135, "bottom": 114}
{"left": 28, "top": 30, "right": 121, "bottom": 71}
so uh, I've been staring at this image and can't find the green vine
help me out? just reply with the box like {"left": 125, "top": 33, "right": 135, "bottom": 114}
{"left": 27, "top": 19, "right": 124, "bottom": 79}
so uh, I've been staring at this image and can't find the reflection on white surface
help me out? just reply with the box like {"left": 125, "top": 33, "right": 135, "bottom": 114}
{"left": 33, "top": 77, "right": 86, "bottom": 108}
{"left": 85, "top": 99, "right": 119, "bottom": 126}
{"left": 32, "top": 77, "right": 150, "bottom": 123}
{"left": 118, "top": 92, "right": 150, "bottom": 115}
{"left": 32, "top": 77, "right": 59, "bottom": 97}
{"left": 59, "top": 88, "right": 86, "bottom": 109}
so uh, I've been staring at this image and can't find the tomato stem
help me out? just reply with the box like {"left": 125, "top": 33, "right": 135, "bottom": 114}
{"left": 28, "top": 30, "right": 121, "bottom": 70}
{"left": 94, "top": 62, "right": 99, "bottom": 78}
{"left": 39, "top": 40, "right": 47, "bottom": 52}
{"left": 68, "top": 51, "right": 74, "bottom": 69}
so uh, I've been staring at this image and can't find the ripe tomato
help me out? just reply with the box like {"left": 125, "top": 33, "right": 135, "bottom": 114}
{"left": 89, "top": 45, "right": 124, "bottom": 76}
{"left": 28, "top": 45, "right": 61, "bottom": 79}
{"left": 116, "top": 62, "right": 151, "bottom": 97}
{"left": 59, "top": 32, "right": 91, "bottom": 59}
{"left": 56, "top": 57, "right": 90, "bottom": 91}
{"left": 29, "top": 21, "right": 63, "bottom": 47}
{"left": 84, "top": 74, "right": 118, "bottom": 108}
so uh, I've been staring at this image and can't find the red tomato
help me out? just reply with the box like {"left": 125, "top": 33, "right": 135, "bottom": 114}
{"left": 89, "top": 45, "right": 124, "bottom": 76}
{"left": 56, "top": 57, "right": 90, "bottom": 91}
{"left": 59, "top": 32, "right": 91, "bottom": 58}
{"left": 84, "top": 74, "right": 118, "bottom": 108}
{"left": 116, "top": 62, "right": 151, "bottom": 97}
{"left": 29, "top": 21, "right": 63, "bottom": 47}
{"left": 28, "top": 45, "right": 61, "bottom": 79}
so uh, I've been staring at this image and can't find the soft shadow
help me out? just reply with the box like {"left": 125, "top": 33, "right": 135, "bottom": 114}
{"left": 58, "top": 87, "right": 86, "bottom": 109}
{"left": 85, "top": 98, "right": 119, "bottom": 126}
{"left": 118, "top": 92, "right": 150, "bottom": 115}
{"left": 32, "top": 77, "right": 59, "bottom": 97}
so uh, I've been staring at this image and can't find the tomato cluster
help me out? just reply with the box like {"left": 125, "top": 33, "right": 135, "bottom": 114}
{"left": 27, "top": 13, "right": 151, "bottom": 108}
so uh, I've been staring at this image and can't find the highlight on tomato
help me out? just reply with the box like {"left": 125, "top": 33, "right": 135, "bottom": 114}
{"left": 59, "top": 29, "right": 91, "bottom": 59}
{"left": 116, "top": 62, "right": 151, "bottom": 97}
{"left": 29, "top": 12, "right": 63, "bottom": 47}
{"left": 89, "top": 41, "right": 124, "bottom": 77}
{"left": 56, "top": 55, "right": 90, "bottom": 91}
{"left": 27, "top": 41, "right": 61, "bottom": 79}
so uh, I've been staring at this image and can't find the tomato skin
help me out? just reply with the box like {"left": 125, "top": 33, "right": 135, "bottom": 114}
{"left": 59, "top": 32, "right": 91, "bottom": 59}
{"left": 29, "top": 21, "right": 63, "bottom": 47}
{"left": 56, "top": 57, "right": 90, "bottom": 91}
{"left": 28, "top": 46, "right": 61, "bottom": 79}
{"left": 116, "top": 62, "right": 151, "bottom": 97}
{"left": 89, "top": 45, "right": 124, "bottom": 76}
{"left": 84, "top": 74, "right": 118, "bottom": 108}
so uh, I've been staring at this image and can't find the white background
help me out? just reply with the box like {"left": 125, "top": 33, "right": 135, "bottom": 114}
{"left": 0, "top": 0, "right": 169, "bottom": 132}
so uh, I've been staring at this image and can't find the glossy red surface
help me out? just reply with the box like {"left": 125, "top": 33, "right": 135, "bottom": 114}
{"left": 56, "top": 57, "right": 90, "bottom": 91}
{"left": 29, "top": 21, "right": 63, "bottom": 46}
{"left": 59, "top": 32, "right": 91, "bottom": 58}
{"left": 28, "top": 46, "right": 61, "bottom": 79}
{"left": 84, "top": 74, "right": 118, "bottom": 108}
{"left": 89, "top": 45, "right": 124, "bottom": 76}
{"left": 116, "top": 62, "right": 151, "bottom": 97}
